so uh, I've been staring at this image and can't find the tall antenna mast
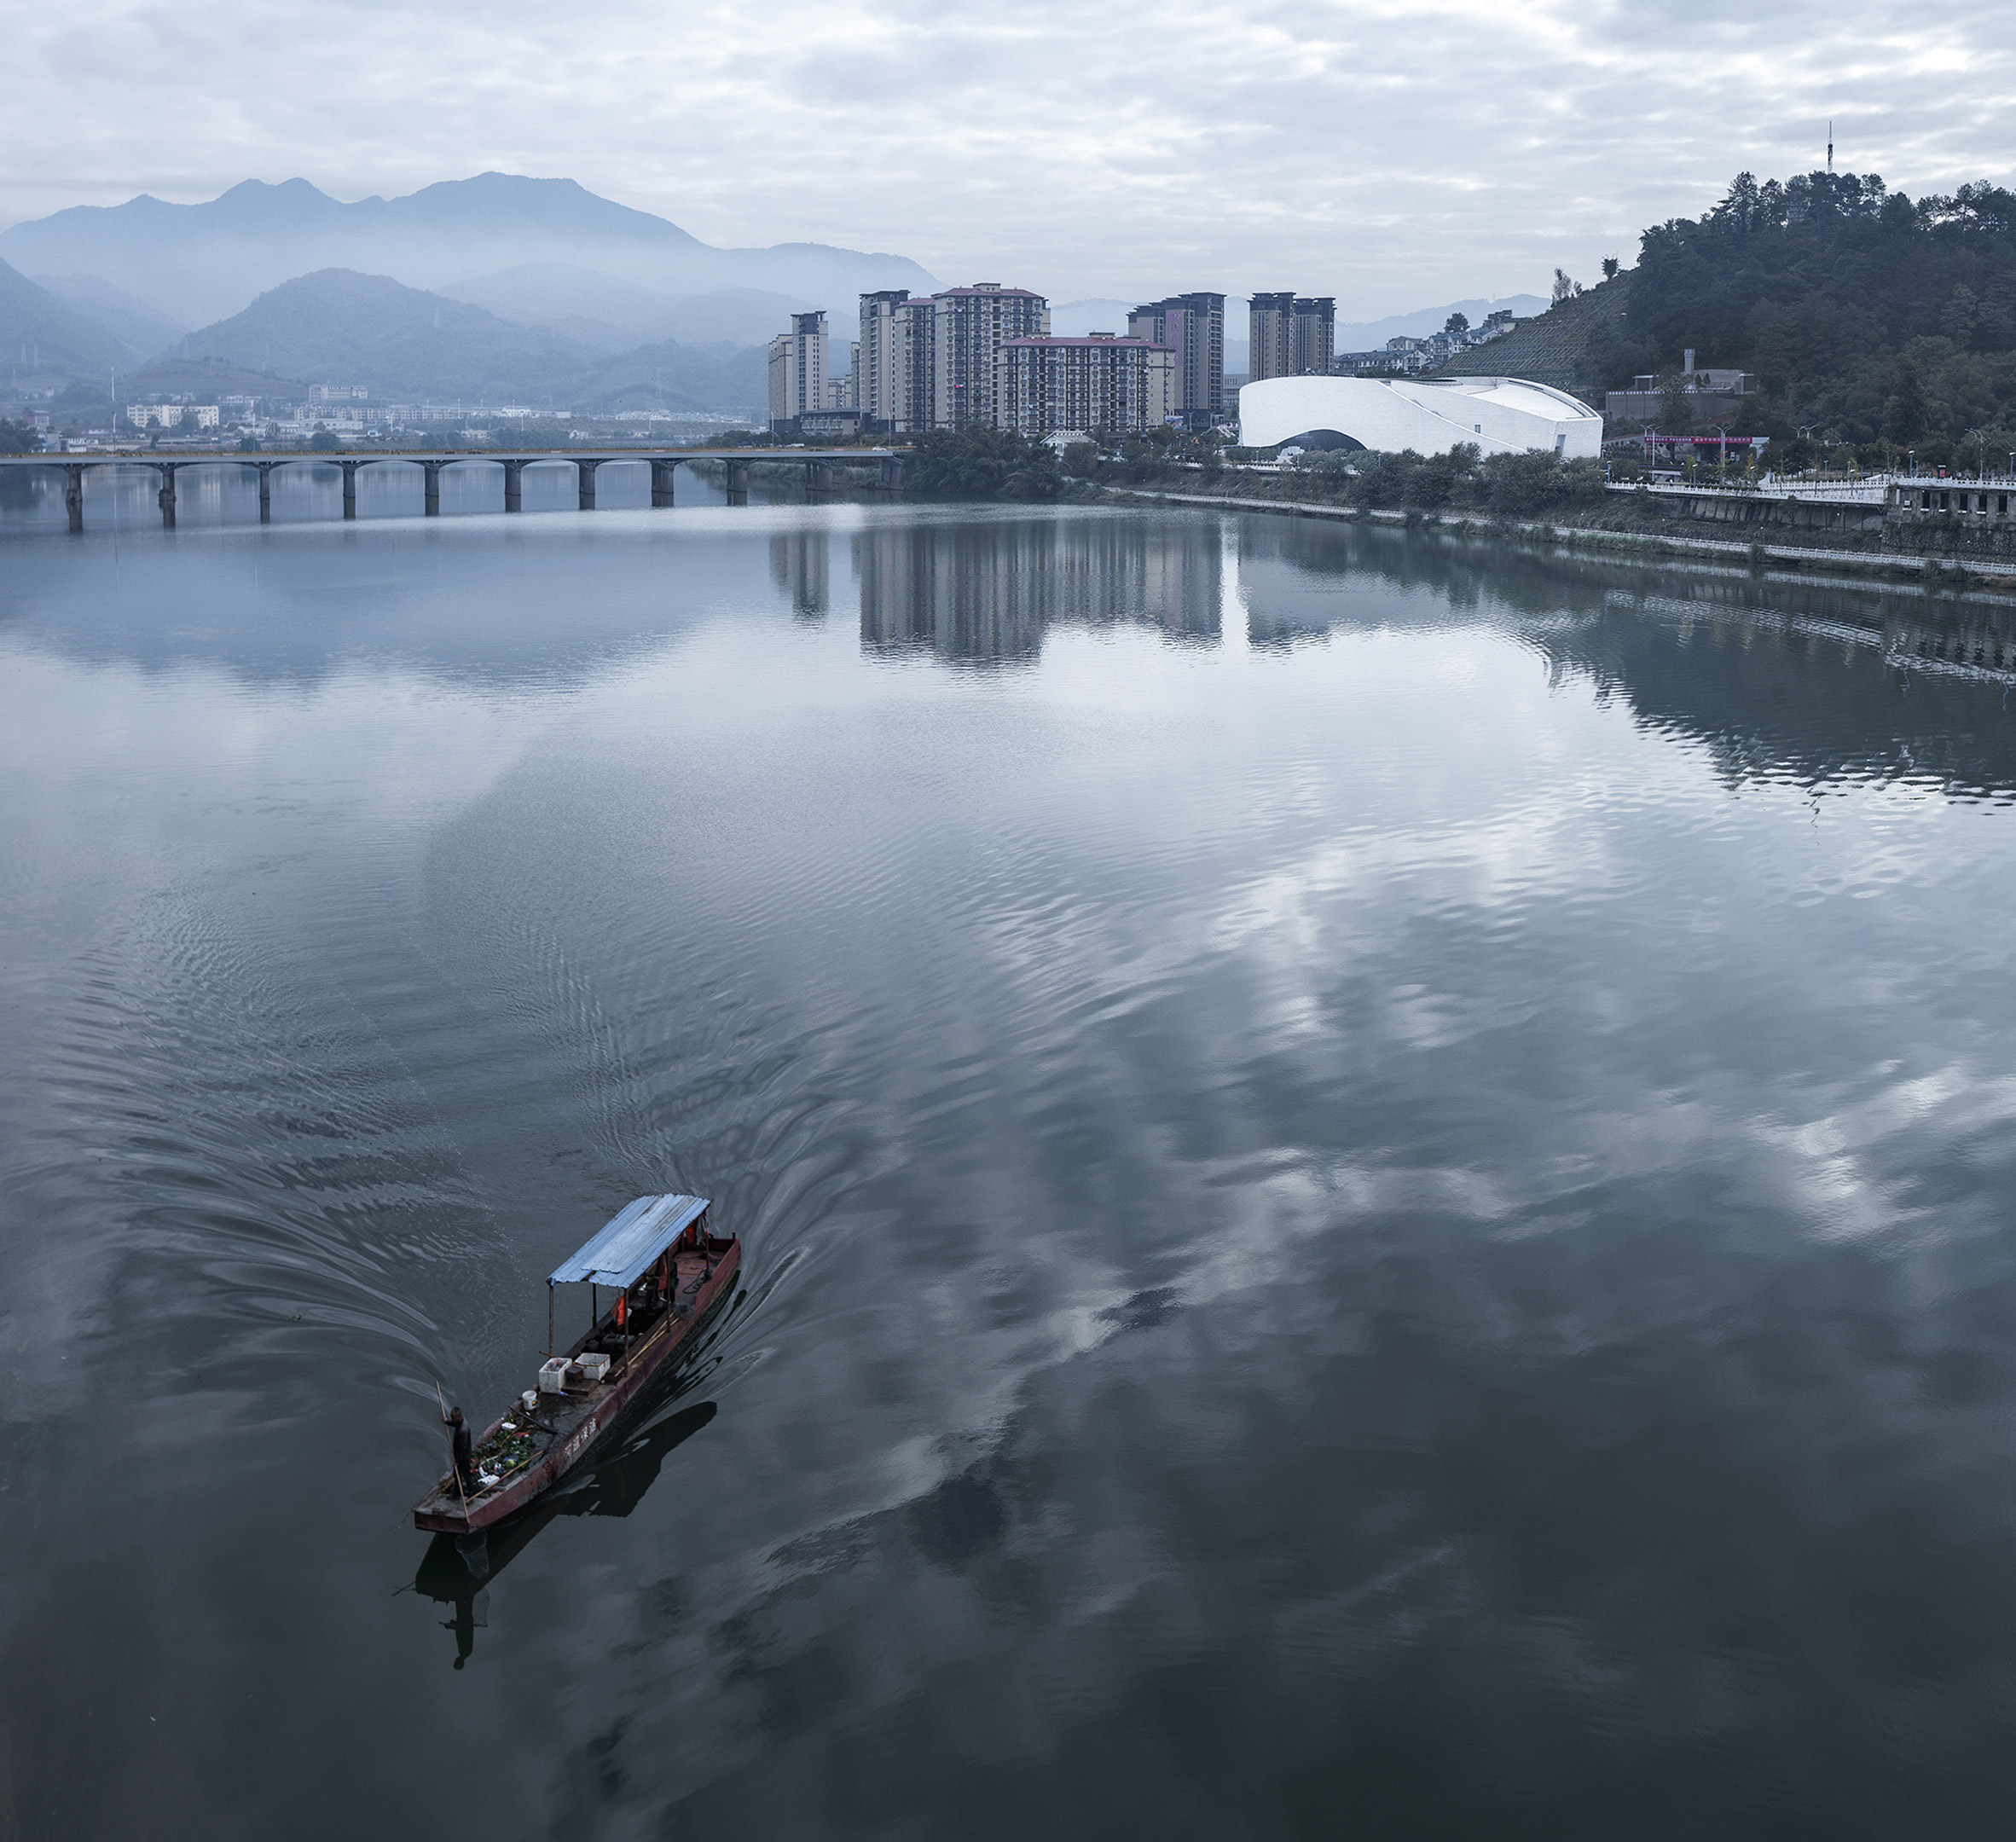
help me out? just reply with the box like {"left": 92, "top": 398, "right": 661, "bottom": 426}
{"left": 1828, "top": 122, "right": 1834, "bottom": 173}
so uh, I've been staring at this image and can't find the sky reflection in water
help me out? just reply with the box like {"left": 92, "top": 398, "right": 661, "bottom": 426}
{"left": 4, "top": 497, "right": 2016, "bottom": 1839}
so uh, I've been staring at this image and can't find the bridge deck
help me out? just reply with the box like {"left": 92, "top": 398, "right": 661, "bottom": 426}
{"left": 0, "top": 447, "right": 907, "bottom": 468}
{"left": 3, "top": 445, "right": 912, "bottom": 530}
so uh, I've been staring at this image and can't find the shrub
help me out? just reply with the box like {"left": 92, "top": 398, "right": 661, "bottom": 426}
{"left": 905, "top": 426, "right": 1064, "bottom": 500}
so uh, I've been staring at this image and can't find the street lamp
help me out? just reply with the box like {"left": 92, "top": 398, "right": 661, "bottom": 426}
{"left": 1796, "top": 423, "right": 1816, "bottom": 478}
{"left": 1711, "top": 417, "right": 1736, "bottom": 479}
{"left": 1966, "top": 426, "right": 1987, "bottom": 479}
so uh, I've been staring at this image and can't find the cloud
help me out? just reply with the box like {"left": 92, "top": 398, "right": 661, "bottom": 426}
{"left": 3, "top": 0, "right": 2013, "bottom": 314}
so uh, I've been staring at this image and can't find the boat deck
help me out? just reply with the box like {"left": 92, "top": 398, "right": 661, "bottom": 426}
{"left": 417, "top": 1242, "right": 726, "bottom": 1523}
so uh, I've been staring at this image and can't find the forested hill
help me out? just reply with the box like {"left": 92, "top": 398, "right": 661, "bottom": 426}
{"left": 1625, "top": 171, "right": 2016, "bottom": 457}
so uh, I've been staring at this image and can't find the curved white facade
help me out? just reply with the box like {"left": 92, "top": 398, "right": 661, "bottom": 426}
{"left": 1240, "top": 375, "right": 1603, "bottom": 459}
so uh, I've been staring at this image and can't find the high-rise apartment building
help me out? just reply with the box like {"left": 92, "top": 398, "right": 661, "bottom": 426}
{"left": 768, "top": 310, "right": 829, "bottom": 432}
{"left": 999, "top": 335, "right": 1176, "bottom": 437}
{"left": 1126, "top": 294, "right": 1225, "bottom": 429}
{"left": 824, "top": 341, "right": 861, "bottom": 413}
{"left": 930, "top": 285, "right": 1049, "bottom": 429}
{"left": 1292, "top": 298, "right": 1335, "bottom": 377}
{"left": 1248, "top": 293, "right": 1296, "bottom": 382}
{"left": 860, "top": 292, "right": 930, "bottom": 433}
{"left": 1248, "top": 294, "right": 1336, "bottom": 380}
{"left": 860, "top": 284, "right": 1050, "bottom": 432}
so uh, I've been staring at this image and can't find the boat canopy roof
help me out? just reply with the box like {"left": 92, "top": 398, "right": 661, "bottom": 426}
{"left": 548, "top": 1194, "right": 710, "bottom": 1289}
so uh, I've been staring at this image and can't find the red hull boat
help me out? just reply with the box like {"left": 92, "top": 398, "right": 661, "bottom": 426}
{"left": 414, "top": 1196, "right": 737, "bottom": 1535}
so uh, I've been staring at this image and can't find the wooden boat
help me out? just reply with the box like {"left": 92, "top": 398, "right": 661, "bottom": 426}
{"left": 414, "top": 1195, "right": 739, "bottom": 1534}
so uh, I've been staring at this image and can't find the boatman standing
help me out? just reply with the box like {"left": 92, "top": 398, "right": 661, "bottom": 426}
{"left": 443, "top": 1404, "right": 475, "bottom": 1492}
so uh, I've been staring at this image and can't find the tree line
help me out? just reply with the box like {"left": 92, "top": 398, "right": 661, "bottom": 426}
{"left": 1600, "top": 170, "right": 2016, "bottom": 466}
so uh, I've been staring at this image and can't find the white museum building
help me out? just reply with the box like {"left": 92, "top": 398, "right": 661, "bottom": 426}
{"left": 1239, "top": 375, "right": 1604, "bottom": 459}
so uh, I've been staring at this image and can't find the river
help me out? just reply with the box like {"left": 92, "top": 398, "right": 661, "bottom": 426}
{"left": 4, "top": 478, "right": 2016, "bottom": 1837}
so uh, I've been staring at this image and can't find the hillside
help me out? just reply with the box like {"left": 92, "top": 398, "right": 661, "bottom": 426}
{"left": 1438, "top": 171, "right": 2016, "bottom": 455}
{"left": 31, "top": 272, "right": 185, "bottom": 362}
{"left": 140, "top": 267, "right": 765, "bottom": 413}
{"left": 158, "top": 268, "right": 591, "bottom": 400}
{"left": 1340, "top": 294, "right": 1549, "bottom": 350}
{"left": 571, "top": 338, "right": 768, "bottom": 414}
{"left": 0, "top": 256, "right": 132, "bottom": 385}
{"left": 440, "top": 264, "right": 813, "bottom": 351}
{"left": 1623, "top": 171, "right": 2016, "bottom": 448}
{"left": 0, "top": 173, "right": 938, "bottom": 333}
{"left": 1434, "top": 276, "right": 1632, "bottom": 406}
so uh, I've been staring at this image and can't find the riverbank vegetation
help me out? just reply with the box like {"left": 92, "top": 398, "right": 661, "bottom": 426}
{"left": 902, "top": 426, "right": 1065, "bottom": 500}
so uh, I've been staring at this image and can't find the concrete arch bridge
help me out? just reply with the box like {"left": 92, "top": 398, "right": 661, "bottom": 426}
{"left": 0, "top": 446, "right": 910, "bottom": 531}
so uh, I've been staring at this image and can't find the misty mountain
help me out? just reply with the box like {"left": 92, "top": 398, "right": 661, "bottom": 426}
{"left": 0, "top": 256, "right": 131, "bottom": 385}
{"left": 138, "top": 267, "right": 764, "bottom": 414}
{"left": 0, "top": 173, "right": 938, "bottom": 333}
{"left": 31, "top": 273, "right": 186, "bottom": 362}
{"left": 570, "top": 339, "right": 768, "bottom": 416}
{"left": 440, "top": 264, "right": 813, "bottom": 353}
{"left": 156, "top": 269, "right": 591, "bottom": 400}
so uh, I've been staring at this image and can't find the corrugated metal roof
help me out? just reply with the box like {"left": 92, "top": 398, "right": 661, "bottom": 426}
{"left": 548, "top": 1194, "right": 710, "bottom": 1289}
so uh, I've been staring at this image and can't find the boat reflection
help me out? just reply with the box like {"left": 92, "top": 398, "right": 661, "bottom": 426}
{"left": 414, "top": 1397, "right": 717, "bottom": 1667}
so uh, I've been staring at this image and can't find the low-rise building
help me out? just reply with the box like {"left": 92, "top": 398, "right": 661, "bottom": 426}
{"left": 799, "top": 408, "right": 862, "bottom": 438}
{"left": 127, "top": 403, "right": 219, "bottom": 429}
{"left": 1604, "top": 350, "right": 1756, "bottom": 426}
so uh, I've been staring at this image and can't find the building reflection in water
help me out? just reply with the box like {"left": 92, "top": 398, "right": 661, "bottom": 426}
{"left": 856, "top": 515, "right": 1221, "bottom": 664}
{"left": 770, "top": 532, "right": 830, "bottom": 621}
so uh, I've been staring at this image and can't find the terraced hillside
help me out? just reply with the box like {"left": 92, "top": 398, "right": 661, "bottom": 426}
{"left": 1435, "top": 274, "right": 1633, "bottom": 409}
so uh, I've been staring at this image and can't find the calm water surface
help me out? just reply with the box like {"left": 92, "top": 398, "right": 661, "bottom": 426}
{"left": 6, "top": 482, "right": 2016, "bottom": 1839}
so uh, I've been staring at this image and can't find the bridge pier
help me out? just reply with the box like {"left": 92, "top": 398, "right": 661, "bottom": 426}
{"left": 62, "top": 463, "right": 84, "bottom": 533}
{"left": 651, "top": 458, "right": 678, "bottom": 508}
{"left": 256, "top": 462, "right": 275, "bottom": 523}
{"left": 576, "top": 458, "right": 601, "bottom": 511}
{"left": 339, "top": 460, "right": 361, "bottom": 520}
{"left": 806, "top": 460, "right": 834, "bottom": 501}
{"left": 727, "top": 459, "right": 750, "bottom": 506}
{"left": 502, "top": 459, "right": 527, "bottom": 513}
{"left": 154, "top": 462, "right": 177, "bottom": 529}
{"left": 877, "top": 456, "right": 905, "bottom": 495}
{"left": 421, "top": 459, "right": 444, "bottom": 516}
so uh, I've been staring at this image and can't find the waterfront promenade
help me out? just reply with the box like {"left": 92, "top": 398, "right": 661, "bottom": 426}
{"left": 0, "top": 445, "right": 910, "bottom": 530}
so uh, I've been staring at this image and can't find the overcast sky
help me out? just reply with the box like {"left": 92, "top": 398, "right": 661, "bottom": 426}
{"left": 5, "top": 0, "right": 2013, "bottom": 318}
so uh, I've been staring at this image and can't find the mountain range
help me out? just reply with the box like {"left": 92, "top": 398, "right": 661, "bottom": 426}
{"left": 0, "top": 256, "right": 769, "bottom": 414}
{"left": 0, "top": 174, "right": 938, "bottom": 333}
{"left": 0, "top": 172, "right": 1552, "bottom": 420}
{"left": 164, "top": 267, "right": 768, "bottom": 414}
